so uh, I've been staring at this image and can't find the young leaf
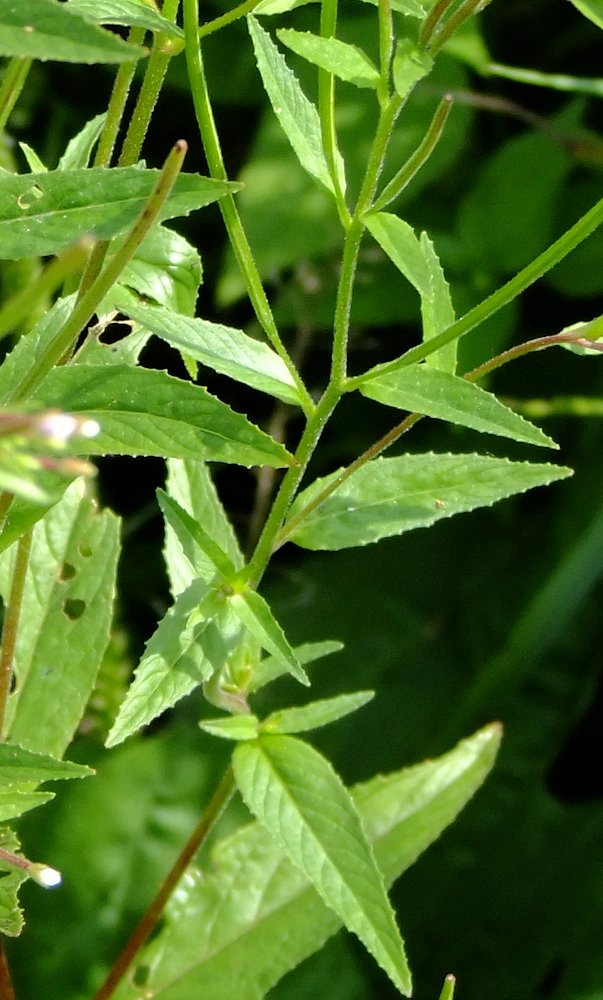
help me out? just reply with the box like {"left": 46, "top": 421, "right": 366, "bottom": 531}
{"left": 120, "top": 300, "right": 301, "bottom": 405}
{"left": 365, "top": 212, "right": 456, "bottom": 373}
{"left": 0, "top": 479, "right": 120, "bottom": 757}
{"left": 247, "top": 16, "right": 340, "bottom": 195}
{"left": 229, "top": 590, "right": 309, "bottom": 685}
{"left": 286, "top": 453, "right": 572, "bottom": 550}
{"left": 558, "top": 315, "right": 603, "bottom": 356}
{"left": 249, "top": 639, "right": 343, "bottom": 692}
{"left": 0, "top": 167, "right": 239, "bottom": 260}
{"left": 567, "top": 0, "right": 603, "bottom": 29}
{"left": 32, "top": 365, "right": 293, "bottom": 469}
{"left": 199, "top": 715, "right": 260, "bottom": 741}
{"left": 262, "top": 690, "right": 374, "bottom": 734}
{"left": 164, "top": 458, "right": 243, "bottom": 597}
{"left": 393, "top": 39, "right": 433, "bottom": 99}
{"left": 358, "top": 365, "right": 557, "bottom": 448}
{"left": 233, "top": 734, "right": 412, "bottom": 995}
{"left": 18, "top": 143, "right": 47, "bottom": 173}
{"left": 106, "top": 225, "right": 203, "bottom": 316}
{"left": 0, "top": 743, "right": 92, "bottom": 783}
{"left": 0, "top": 789, "right": 54, "bottom": 823}
{"left": 57, "top": 112, "right": 107, "bottom": 170}
{"left": 106, "top": 583, "right": 243, "bottom": 747}
{"left": 277, "top": 29, "right": 380, "bottom": 89}
{"left": 0, "top": 0, "right": 146, "bottom": 63}
{"left": 157, "top": 490, "right": 236, "bottom": 580}
{"left": 65, "top": 0, "right": 184, "bottom": 37}
{"left": 114, "top": 724, "right": 499, "bottom": 999}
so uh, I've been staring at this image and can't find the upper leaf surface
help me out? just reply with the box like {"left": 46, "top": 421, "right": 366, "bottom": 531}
{"left": 359, "top": 365, "right": 557, "bottom": 448}
{"left": 247, "top": 16, "right": 339, "bottom": 194}
{"left": 107, "top": 226, "right": 203, "bottom": 317}
{"left": 249, "top": 639, "right": 343, "bottom": 693}
{"left": 121, "top": 300, "right": 301, "bottom": 405}
{"left": 277, "top": 29, "right": 380, "bottom": 88}
{"left": 111, "top": 724, "right": 499, "bottom": 998}
{"left": 568, "top": 0, "right": 603, "bottom": 27}
{"left": 0, "top": 0, "right": 146, "bottom": 62}
{"left": 65, "top": 0, "right": 184, "bottom": 36}
{"left": 0, "top": 743, "right": 92, "bottom": 783}
{"left": 0, "top": 479, "right": 120, "bottom": 757}
{"left": 263, "top": 690, "right": 374, "bottom": 734}
{"left": 32, "top": 366, "right": 293, "bottom": 468}
{"left": 0, "top": 168, "right": 237, "bottom": 260}
{"left": 229, "top": 591, "right": 309, "bottom": 686}
{"left": 233, "top": 734, "right": 412, "bottom": 995}
{"left": 57, "top": 113, "right": 107, "bottom": 171}
{"left": 286, "top": 454, "right": 572, "bottom": 550}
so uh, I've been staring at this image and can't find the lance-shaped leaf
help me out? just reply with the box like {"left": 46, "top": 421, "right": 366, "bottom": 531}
{"left": 18, "top": 143, "right": 46, "bottom": 173}
{"left": 359, "top": 0, "right": 426, "bottom": 15}
{"left": 568, "top": 0, "right": 603, "bottom": 28}
{"left": 365, "top": 212, "right": 456, "bottom": 373}
{"left": 107, "top": 226, "right": 203, "bottom": 317}
{"left": 286, "top": 453, "right": 572, "bottom": 550}
{"left": 0, "top": 789, "right": 54, "bottom": 823}
{"left": 57, "top": 112, "right": 107, "bottom": 171}
{"left": 32, "top": 366, "right": 293, "bottom": 468}
{"left": 113, "top": 724, "right": 499, "bottom": 999}
{"left": 247, "top": 16, "right": 341, "bottom": 195}
{"left": 157, "top": 490, "right": 236, "bottom": 580}
{"left": 233, "top": 734, "right": 411, "bottom": 995}
{"left": 359, "top": 365, "right": 557, "bottom": 448}
{"left": 393, "top": 39, "right": 433, "bottom": 99}
{"left": 0, "top": 744, "right": 92, "bottom": 783}
{"left": 119, "top": 300, "right": 301, "bottom": 406}
{"left": 200, "top": 715, "right": 260, "bottom": 741}
{"left": 229, "top": 590, "right": 309, "bottom": 685}
{"left": 249, "top": 639, "right": 343, "bottom": 692}
{"left": 0, "top": 167, "right": 238, "bottom": 260}
{"left": 0, "top": 296, "right": 74, "bottom": 405}
{"left": 263, "top": 690, "right": 374, "bottom": 734}
{"left": 0, "top": 0, "right": 146, "bottom": 62}
{"left": 106, "top": 583, "right": 243, "bottom": 747}
{"left": 277, "top": 29, "right": 380, "bottom": 89}
{"left": 65, "top": 0, "right": 184, "bottom": 36}
{"left": 164, "top": 459, "right": 243, "bottom": 597}
{"left": 0, "top": 479, "right": 120, "bottom": 758}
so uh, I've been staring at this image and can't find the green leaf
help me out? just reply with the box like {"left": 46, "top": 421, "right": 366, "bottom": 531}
{"left": 233, "top": 734, "right": 412, "bottom": 995}
{"left": 164, "top": 459, "right": 243, "bottom": 597}
{"left": 107, "top": 225, "right": 203, "bottom": 316}
{"left": 263, "top": 690, "right": 374, "bottom": 734}
{"left": 359, "top": 0, "right": 426, "bottom": 16}
{"left": 57, "top": 112, "right": 107, "bottom": 170}
{"left": 0, "top": 442, "right": 86, "bottom": 505}
{"left": 120, "top": 300, "right": 301, "bottom": 405}
{"left": 393, "top": 39, "right": 433, "bottom": 99}
{"left": 558, "top": 316, "right": 603, "bottom": 356}
{"left": 286, "top": 453, "right": 572, "bottom": 550}
{"left": 112, "top": 725, "right": 499, "bottom": 998}
{"left": 0, "top": 789, "right": 54, "bottom": 823}
{"left": 247, "top": 16, "right": 339, "bottom": 195}
{"left": 157, "top": 490, "right": 236, "bottom": 580}
{"left": 106, "top": 582, "right": 243, "bottom": 747}
{"left": 65, "top": 0, "right": 184, "bottom": 36}
{"left": 32, "top": 366, "right": 293, "bottom": 469}
{"left": 229, "top": 590, "right": 309, "bottom": 686}
{"left": 0, "top": 743, "right": 92, "bottom": 783}
{"left": 277, "top": 29, "right": 380, "bottom": 89}
{"left": 0, "top": 296, "right": 74, "bottom": 405}
{"left": 0, "top": 827, "right": 27, "bottom": 937}
{"left": 18, "top": 143, "right": 47, "bottom": 173}
{"left": 359, "top": 365, "right": 557, "bottom": 448}
{"left": 0, "top": 0, "right": 146, "bottom": 62}
{"left": 0, "top": 167, "right": 238, "bottom": 260}
{"left": 0, "top": 479, "right": 120, "bottom": 757}
{"left": 365, "top": 212, "right": 456, "bottom": 372}
{"left": 568, "top": 0, "right": 603, "bottom": 28}
{"left": 199, "top": 715, "right": 260, "bottom": 740}
{"left": 249, "top": 639, "right": 343, "bottom": 692}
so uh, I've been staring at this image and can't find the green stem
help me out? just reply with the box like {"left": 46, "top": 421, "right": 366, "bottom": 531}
{"left": 183, "top": 0, "right": 315, "bottom": 416}
{"left": 318, "top": 0, "right": 350, "bottom": 226}
{"left": 94, "top": 27, "right": 147, "bottom": 168}
{"left": 355, "top": 93, "right": 403, "bottom": 215}
{"left": 429, "top": 0, "right": 495, "bottom": 57}
{"left": 92, "top": 766, "right": 236, "bottom": 1000}
{"left": 372, "top": 95, "right": 453, "bottom": 212}
{"left": 419, "top": 0, "right": 455, "bottom": 49}
{"left": 8, "top": 141, "right": 188, "bottom": 403}
{"left": 350, "top": 194, "right": 603, "bottom": 387}
{"left": 0, "top": 57, "right": 31, "bottom": 137}
{"left": 331, "top": 219, "right": 363, "bottom": 385}
{"left": 377, "top": 0, "right": 394, "bottom": 101}
{"left": 0, "top": 531, "right": 32, "bottom": 739}
{"left": 0, "top": 240, "right": 92, "bottom": 343}
{"left": 198, "top": 0, "right": 264, "bottom": 38}
{"left": 464, "top": 331, "right": 603, "bottom": 381}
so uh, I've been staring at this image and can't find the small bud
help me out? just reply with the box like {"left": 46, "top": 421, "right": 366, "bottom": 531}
{"left": 29, "top": 863, "right": 62, "bottom": 889}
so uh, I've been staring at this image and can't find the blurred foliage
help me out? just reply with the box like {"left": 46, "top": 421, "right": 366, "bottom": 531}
{"left": 2, "top": 0, "right": 603, "bottom": 997}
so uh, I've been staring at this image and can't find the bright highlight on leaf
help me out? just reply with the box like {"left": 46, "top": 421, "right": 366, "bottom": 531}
{"left": 262, "top": 690, "right": 374, "bottom": 734}
{"left": 0, "top": 0, "right": 146, "bottom": 63}
{"left": 277, "top": 29, "right": 380, "bottom": 89}
{"left": 233, "top": 734, "right": 412, "bottom": 995}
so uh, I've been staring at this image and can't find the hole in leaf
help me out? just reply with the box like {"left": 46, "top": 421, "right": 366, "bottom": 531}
{"left": 63, "top": 598, "right": 86, "bottom": 621}
{"left": 79, "top": 544, "right": 93, "bottom": 558}
{"left": 59, "top": 562, "right": 76, "bottom": 582}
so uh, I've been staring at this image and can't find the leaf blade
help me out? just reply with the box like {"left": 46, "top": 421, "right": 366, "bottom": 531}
{"left": 229, "top": 590, "right": 309, "bottom": 685}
